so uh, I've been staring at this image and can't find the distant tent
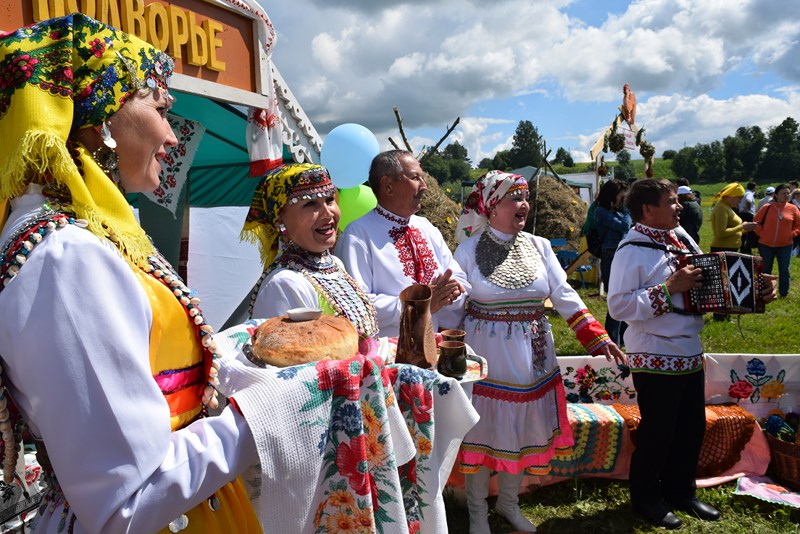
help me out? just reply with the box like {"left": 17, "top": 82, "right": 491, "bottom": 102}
{"left": 509, "top": 166, "right": 593, "bottom": 201}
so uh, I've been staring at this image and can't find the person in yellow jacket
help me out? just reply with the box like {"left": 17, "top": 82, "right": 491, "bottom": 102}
{"left": 0, "top": 15, "right": 260, "bottom": 532}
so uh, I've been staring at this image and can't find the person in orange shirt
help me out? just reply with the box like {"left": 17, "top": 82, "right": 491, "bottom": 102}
{"left": 754, "top": 183, "right": 800, "bottom": 297}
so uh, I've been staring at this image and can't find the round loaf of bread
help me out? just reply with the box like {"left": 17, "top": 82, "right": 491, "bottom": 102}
{"left": 250, "top": 315, "right": 359, "bottom": 367}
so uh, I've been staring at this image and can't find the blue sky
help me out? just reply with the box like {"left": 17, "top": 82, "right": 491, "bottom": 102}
{"left": 260, "top": 0, "right": 800, "bottom": 166}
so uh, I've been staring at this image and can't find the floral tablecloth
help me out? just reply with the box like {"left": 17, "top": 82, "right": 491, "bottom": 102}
{"left": 558, "top": 353, "right": 800, "bottom": 416}
{"left": 215, "top": 320, "right": 479, "bottom": 533}
{"left": 448, "top": 353, "right": 794, "bottom": 496}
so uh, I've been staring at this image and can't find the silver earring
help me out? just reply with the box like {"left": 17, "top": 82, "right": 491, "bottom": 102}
{"left": 277, "top": 223, "right": 287, "bottom": 235}
{"left": 92, "top": 120, "right": 121, "bottom": 184}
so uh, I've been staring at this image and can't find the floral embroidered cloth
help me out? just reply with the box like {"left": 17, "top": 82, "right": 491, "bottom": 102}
{"left": 142, "top": 115, "right": 205, "bottom": 215}
{"left": 705, "top": 353, "right": 800, "bottom": 415}
{"left": 215, "top": 320, "right": 479, "bottom": 533}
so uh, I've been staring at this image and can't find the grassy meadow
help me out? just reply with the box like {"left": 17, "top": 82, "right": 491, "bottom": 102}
{"left": 444, "top": 180, "right": 800, "bottom": 533}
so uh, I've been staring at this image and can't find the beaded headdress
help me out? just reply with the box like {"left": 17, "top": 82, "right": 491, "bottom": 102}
{"left": 0, "top": 14, "right": 174, "bottom": 265}
{"left": 241, "top": 163, "right": 336, "bottom": 266}
{"left": 455, "top": 170, "right": 528, "bottom": 243}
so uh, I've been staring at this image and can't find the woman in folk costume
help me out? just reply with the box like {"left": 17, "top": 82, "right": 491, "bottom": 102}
{"left": 0, "top": 15, "right": 261, "bottom": 532}
{"left": 241, "top": 163, "right": 379, "bottom": 338}
{"left": 453, "top": 171, "right": 627, "bottom": 534}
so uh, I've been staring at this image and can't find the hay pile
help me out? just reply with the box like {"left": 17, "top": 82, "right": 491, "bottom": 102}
{"left": 418, "top": 173, "right": 462, "bottom": 251}
{"left": 524, "top": 174, "right": 587, "bottom": 250}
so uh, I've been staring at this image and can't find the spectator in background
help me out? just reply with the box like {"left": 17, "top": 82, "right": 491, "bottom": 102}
{"left": 757, "top": 186, "right": 775, "bottom": 211}
{"left": 754, "top": 184, "right": 800, "bottom": 298}
{"left": 791, "top": 189, "right": 800, "bottom": 255}
{"left": 739, "top": 182, "right": 757, "bottom": 253}
{"left": 676, "top": 177, "right": 701, "bottom": 204}
{"left": 594, "top": 179, "right": 633, "bottom": 345}
{"left": 790, "top": 189, "right": 800, "bottom": 210}
{"left": 677, "top": 185, "right": 703, "bottom": 246}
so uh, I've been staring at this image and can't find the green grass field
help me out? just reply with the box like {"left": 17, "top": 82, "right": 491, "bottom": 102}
{"left": 445, "top": 180, "right": 800, "bottom": 532}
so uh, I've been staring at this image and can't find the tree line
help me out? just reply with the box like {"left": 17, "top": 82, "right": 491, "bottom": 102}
{"left": 667, "top": 117, "right": 800, "bottom": 183}
{"left": 420, "top": 117, "right": 800, "bottom": 185}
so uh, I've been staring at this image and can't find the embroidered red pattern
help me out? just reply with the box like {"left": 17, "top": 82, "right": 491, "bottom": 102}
{"left": 629, "top": 353, "right": 703, "bottom": 374}
{"left": 376, "top": 206, "right": 439, "bottom": 284}
{"left": 633, "top": 223, "right": 687, "bottom": 251}
{"left": 472, "top": 371, "right": 560, "bottom": 403}
{"left": 647, "top": 283, "right": 670, "bottom": 316}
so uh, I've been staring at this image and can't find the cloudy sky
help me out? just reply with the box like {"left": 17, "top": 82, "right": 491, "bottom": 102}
{"left": 260, "top": 0, "right": 800, "bottom": 165}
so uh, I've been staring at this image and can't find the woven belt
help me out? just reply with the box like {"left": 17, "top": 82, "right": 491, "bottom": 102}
{"left": 466, "top": 301, "right": 545, "bottom": 323}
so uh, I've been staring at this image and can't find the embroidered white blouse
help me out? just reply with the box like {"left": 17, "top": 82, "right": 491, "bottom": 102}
{"left": 335, "top": 205, "right": 470, "bottom": 337}
{"left": 607, "top": 223, "right": 705, "bottom": 371}
{"left": 0, "top": 188, "right": 257, "bottom": 533}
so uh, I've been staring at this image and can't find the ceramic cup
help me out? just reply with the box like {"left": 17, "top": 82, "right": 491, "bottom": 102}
{"left": 437, "top": 340, "right": 468, "bottom": 379}
{"left": 440, "top": 329, "right": 466, "bottom": 342}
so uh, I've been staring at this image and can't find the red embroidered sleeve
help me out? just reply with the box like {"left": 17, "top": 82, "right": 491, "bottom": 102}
{"left": 566, "top": 309, "right": 611, "bottom": 355}
{"left": 646, "top": 283, "right": 672, "bottom": 316}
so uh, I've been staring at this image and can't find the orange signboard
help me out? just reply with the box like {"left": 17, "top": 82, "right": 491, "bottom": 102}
{"left": 1, "top": 0, "right": 257, "bottom": 93}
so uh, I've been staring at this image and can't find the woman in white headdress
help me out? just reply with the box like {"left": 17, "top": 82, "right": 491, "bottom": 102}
{"left": 453, "top": 171, "right": 627, "bottom": 534}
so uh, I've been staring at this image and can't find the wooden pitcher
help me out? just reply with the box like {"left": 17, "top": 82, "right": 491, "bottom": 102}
{"left": 396, "top": 284, "right": 437, "bottom": 368}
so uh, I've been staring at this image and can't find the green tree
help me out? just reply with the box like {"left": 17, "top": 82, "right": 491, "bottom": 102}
{"left": 552, "top": 147, "right": 574, "bottom": 167}
{"left": 695, "top": 141, "right": 725, "bottom": 182}
{"left": 757, "top": 117, "right": 800, "bottom": 182}
{"left": 671, "top": 147, "right": 698, "bottom": 182}
{"left": 508, "top": 120, "right": 543, "bottom": 170}
{"left": 662, "top": 149, "right": 677, "bottom": 160}
{"left": 724, "top": 126, "right": 765, "bottom": 180}
{"left": 614, "top": 150, "right": 635, "bottom": 181}
{"left": 420, "top": 152, "right": 450, "bottom": 184}
{"left": 478, "top": 157, "right": 493, "bottom": 170}
{"left": 448, "top": 159, "right": 472, "bottom": 183}
{"left": 441, "top": 141, "right": 470, "bottom": 164}
{"left": 491, "top": 150, "right": 512, "bottom": 171}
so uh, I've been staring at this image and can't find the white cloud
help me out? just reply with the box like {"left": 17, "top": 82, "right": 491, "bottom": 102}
{"left": 261, "top": 0, "right": 800, "bottom": 164}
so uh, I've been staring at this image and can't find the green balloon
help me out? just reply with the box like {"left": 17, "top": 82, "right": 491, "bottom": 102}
{"left": 338, "top": 185, "right": 377, "bottom": 231}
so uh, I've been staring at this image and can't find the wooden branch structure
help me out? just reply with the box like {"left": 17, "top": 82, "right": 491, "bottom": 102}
{"left": 393, "top": 107, "right": 414, "bottom": 152}
{"left": 418, "top": 117, "right": 460, "bottom": 164}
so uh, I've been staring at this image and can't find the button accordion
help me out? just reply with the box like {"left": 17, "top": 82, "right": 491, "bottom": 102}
{"left": 677, "top": 252, "right": 765, "bottom": 314}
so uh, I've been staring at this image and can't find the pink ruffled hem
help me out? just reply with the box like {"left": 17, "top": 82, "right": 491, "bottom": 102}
{"left": 459, "top": 380, "right": 575, "bottom": 475}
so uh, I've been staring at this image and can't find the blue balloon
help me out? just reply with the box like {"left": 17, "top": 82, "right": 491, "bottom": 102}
{"left": 321, "top": 123, "right": 380, "bottom": 189}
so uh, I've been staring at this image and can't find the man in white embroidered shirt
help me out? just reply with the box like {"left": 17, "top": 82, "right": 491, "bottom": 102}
{"left": 608, "top": 179, "right": 775, "bottom": 530}
{"left": 335, "top": 150, "right": 469, "bottom": 337}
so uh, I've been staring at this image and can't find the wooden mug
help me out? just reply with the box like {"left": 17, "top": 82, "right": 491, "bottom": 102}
{"left": 440, "top": 329, "right": 466, "bottom": 342}
{"left": 437, "top": 340, "right": 467, "bottom": 379}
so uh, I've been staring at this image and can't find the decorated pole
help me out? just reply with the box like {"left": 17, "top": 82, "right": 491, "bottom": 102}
{"left": 589, "top": 83, "right": 655, "bottom": 183}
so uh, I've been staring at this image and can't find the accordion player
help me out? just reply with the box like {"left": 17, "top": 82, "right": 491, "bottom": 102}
{"left": 677, "top": 252, "right": 765, "bottom": 314}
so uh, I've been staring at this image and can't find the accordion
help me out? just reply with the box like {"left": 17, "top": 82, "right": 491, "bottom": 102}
{"left": 677, "top": 252, "right": 765, "bottom": 314}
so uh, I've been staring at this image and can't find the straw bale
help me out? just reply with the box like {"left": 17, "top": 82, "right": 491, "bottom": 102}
{"left": 417, "top": 173, "right": 462, "bottom": 251}
{"left": 524, "top": 174, "right": 587, "bottom": 250}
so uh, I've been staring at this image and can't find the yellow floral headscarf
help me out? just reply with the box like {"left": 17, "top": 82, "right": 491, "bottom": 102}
{"left": 0, "top": 14, "right": 174, "bottom": 266}
{"left": 241, "top": 163, "right": 335, "bottom": 266}
{"left": 711, "top": 182, "right": 745, "bottom": 203}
